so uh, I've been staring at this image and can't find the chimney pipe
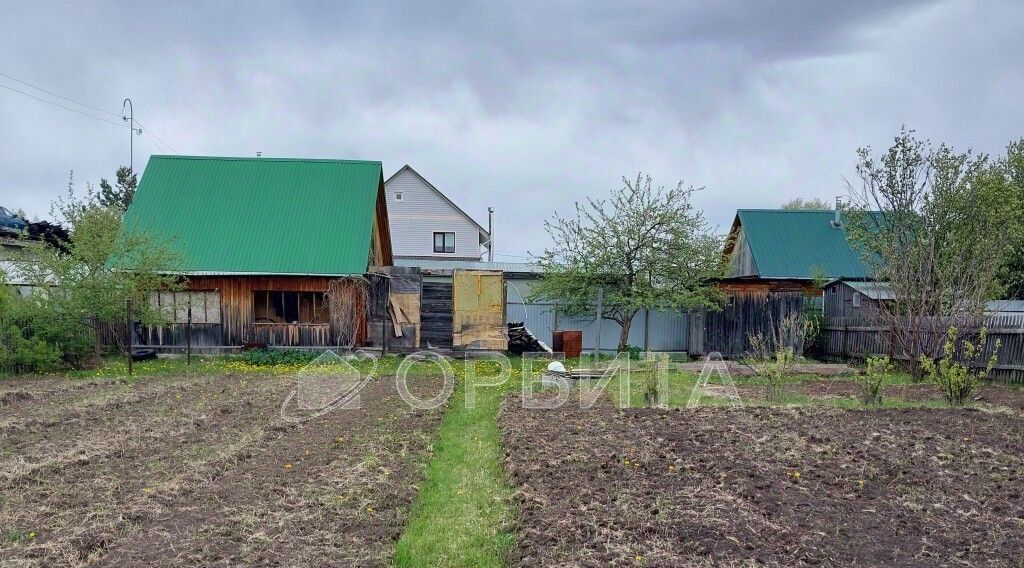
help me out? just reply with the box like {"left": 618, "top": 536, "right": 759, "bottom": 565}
{"left": 832, "top": 196, "right": 843, "bottom": 228}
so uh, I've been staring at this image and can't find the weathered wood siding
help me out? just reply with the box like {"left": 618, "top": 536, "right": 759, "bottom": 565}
{"left": 726, "top": 228, "right": 757, "bottom": 277}
{"left": 823, "top": 281, "right": 883, "bottom": 319}
{"left": 703, "top": 292, "right": 806, "bottom": 357}
{"left": 421, "top": 281, "right": 454, "bottom": 347}
{"left": 717, "top": 279, "right": 821, "bottom": 296}
{"left": 821, "top": 314, "right": 1024, "bottom": 384}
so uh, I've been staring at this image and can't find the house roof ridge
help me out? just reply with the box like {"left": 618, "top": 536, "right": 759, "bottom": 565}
{"left": 150, "top": 154, "right": 381, "bottom": 165}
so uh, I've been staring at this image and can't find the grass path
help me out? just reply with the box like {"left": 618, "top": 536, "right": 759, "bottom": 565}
{"left": 394, "top": 368, "right": 517, "bottom": 567}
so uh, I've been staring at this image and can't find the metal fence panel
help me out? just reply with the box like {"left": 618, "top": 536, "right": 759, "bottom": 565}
{"left": 506, "top": 302, "right": 689, "bottom": 352}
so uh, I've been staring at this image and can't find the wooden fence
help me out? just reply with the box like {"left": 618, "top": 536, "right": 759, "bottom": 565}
{"left": 698, "top": 292, "right": 807, "bottom": 357}
{"left": 821, "top": 314, "right": 1024, "bottom": 384}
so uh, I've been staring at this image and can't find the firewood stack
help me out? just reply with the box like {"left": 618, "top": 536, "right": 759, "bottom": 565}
{"left": 506, "top": 322, "right": 552, "bottom": 354}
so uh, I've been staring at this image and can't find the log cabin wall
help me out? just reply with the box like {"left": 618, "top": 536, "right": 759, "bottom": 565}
{"left": 184, "top": 275, "right": 365, "bottom": 347}
{"left": 716, "top": 279, "right": 821, "bottom": 296}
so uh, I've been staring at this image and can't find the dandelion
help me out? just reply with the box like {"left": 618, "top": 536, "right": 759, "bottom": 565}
{"left": 284, "top": 463, "right": 293, "bottom": 469}
{"left": 143, "top": 487, "right": 154, "bottom": 493}
{"left": 668, "top": 465, "right": 676, "bottom": 471}
{"left": 28, "top": 531, "right": 36, "bottom": 539}
{"left": 366, "top": 506, "right": 374, "bottom": 513}
{"left": 791, "top": 471, "right": 801, "bottom": 479}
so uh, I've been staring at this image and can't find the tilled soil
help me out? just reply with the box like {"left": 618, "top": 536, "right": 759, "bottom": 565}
{"left": 0, "top": 374, "right": 444, "bottom": 567}
{"left": 500, "top": 395, "right": 1024, "bottom": 567}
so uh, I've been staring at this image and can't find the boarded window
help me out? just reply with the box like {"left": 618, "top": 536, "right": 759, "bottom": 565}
{"left": 433, "top": 232, "right": 455, "bottom": 253}
{"left": 150, "top": 291, "right": 221, "bottom": 324}
{"left": 253, "top": 291, "right": 329, "bottom": 324}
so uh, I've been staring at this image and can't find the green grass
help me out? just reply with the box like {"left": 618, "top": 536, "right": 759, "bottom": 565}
{"left": 394, "top": 361, "right": 518, "bottom": 567}
{"left": 24, "top": 354, "right": 455, "bottom": 381}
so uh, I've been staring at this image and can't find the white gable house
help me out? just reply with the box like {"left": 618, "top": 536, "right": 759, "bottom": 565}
{"left": 384, "top": 165, "right": 491, "bottom": 260}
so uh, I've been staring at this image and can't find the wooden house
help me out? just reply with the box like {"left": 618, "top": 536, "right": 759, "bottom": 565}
{"left": 123, "top": 155, "right": 393, "bottom": 349}
{"left": 823, "top": 279, "right": 894, "bottom": 319}
{"left": 720, "top": 209, "right": 872, "bottom": 296}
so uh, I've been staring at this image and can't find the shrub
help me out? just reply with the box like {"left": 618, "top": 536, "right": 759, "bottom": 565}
{"left": 860, "top": 356, "right": 892, "bottom": 406}
{"left": 920, "top": 326, "right": 999, "bottom": 406}
{"left": 241, "top": 348, "right": 319, "bottom": 367}
{"left": 0, "top": 322, "right": 63, "bottom": 374}
{"left": 625, "top": 345, "right": 643, "bottom": 360}
{"left": 759, "top": 347, "right": 793, "bottom": 404}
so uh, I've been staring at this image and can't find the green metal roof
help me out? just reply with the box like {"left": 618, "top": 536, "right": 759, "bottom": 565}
{"left": 123, "top": 155, "right": 383, "bottom": 275}
{"left": 733, "top": 209, "right": 870, "bottom": 280}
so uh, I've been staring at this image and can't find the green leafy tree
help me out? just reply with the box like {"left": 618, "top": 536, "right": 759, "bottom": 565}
{"left": 98, "top": 166, "right": 137, "bottom": 211}
{"left": 781, "top": 197, "right": 831, "bottom": 210}
{"left": 530, "top": 172, "right": 726, "bottom": 351}
{"left": 997, "top": 139, "right": 1024, "bottom": 299}
{"left": 24, "top": 175, "right": 182, "bottom": 364}
{"left": 845, "top": 128, "right": 1020, "bottom": 378}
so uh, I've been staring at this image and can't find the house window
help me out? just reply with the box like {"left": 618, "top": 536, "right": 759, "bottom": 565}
{"left": 253, "top": 291, "right": 329, "bottom": 324}
{"left": 433, "top": 232, "right": 455, "bottom": 254}
{"left": 150, "top": 290, "right": 221, "bottom": 324}
{"left": 852, "top": 292, "right": 862, "bottom": 308}
{"left": 394, "top": 191, "right": 403, "bottom": 201}
{"left": 831, "top": 285, "right": 837, "bottom": 295}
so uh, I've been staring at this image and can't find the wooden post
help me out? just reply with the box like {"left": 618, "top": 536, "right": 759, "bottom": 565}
{"left": 186, "top": 306, "right": 193, "bottom": 365}
{"left": 643, "top": 308, "right": 650, "bottom": 352}
{"left": 552, "top": 302, "right": 559, "bottom": 332}
{"left": 382, "top": 277, "right": 390, "bottom": 356}
{"left": 594, "top": 286, "right": 603, "bottom": 358}
{"left": 126, "top": 299, "right": 132, "bottom": 377}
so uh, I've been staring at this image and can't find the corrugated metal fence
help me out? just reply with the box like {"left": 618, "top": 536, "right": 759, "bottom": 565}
{"left": 505, "top": 301, "right": 690, "bottom": 352}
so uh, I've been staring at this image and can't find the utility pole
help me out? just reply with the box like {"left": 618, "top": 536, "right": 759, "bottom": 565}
{"left": 487, "top": 207, "right": 494, "bottom": 262}
{"left": 121, "top": 98, "right": 142, "bottom": 173}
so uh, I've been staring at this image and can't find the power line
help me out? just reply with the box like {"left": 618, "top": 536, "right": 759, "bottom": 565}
{"left": 0, "top": 71, "right": 121, "bottom": 118}
{"left": 0, "top": 82, "right": 126, "bottom": 128}
{"left": 136, "top": 121, "right": 177, "bottom": 153}
{"left": 140, "top": 126, "right": 175, "bottom": 154}
{"left": 0, "top": 71, "right": 181, "bottom": 154}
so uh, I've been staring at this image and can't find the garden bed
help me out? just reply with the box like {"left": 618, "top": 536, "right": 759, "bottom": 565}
{"left": 0, "top": 373, "right": 444, "bottom": 566}
{"left": 500, "top": 393, "right": 1024, "bottom": 566}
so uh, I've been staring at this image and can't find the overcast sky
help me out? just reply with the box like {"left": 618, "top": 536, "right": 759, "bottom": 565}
{"left": 2, "top": 1, "right": 1022, "bottom": 259}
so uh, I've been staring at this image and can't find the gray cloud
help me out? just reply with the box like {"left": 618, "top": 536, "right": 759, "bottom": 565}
{"left": 2, "top": 0, "right": 1022, "bottom": 258}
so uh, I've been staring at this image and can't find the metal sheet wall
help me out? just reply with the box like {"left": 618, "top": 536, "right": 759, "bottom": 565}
{"left": 506, "top": 302, "right": 690, "bottom": 352}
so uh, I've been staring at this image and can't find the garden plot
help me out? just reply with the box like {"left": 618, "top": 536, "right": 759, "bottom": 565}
{"left": 500, "top": 395, "right": 1024, "bottom": 567}
{"left": 0, "top": 374, "right": 444, "bottom": 567}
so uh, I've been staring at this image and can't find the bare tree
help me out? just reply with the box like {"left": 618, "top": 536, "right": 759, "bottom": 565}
{"left": 845, "top": 128, "right": 1020, "bottom": 378}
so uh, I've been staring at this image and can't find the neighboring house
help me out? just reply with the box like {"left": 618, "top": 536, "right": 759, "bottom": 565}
{"left": 823, "top": 279, "right": 894, "bottom": 319}
{"left": 123, "top": 155, "right": 393, "bottom": 348}
{"left": 384, "top": 165, "right": 490, "bottom": 261}
{"left": 721, "top": 209, "right": 871, "bottom": 296}
{"left": 0, "top": 259, "right": 38, "bottom": 297}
